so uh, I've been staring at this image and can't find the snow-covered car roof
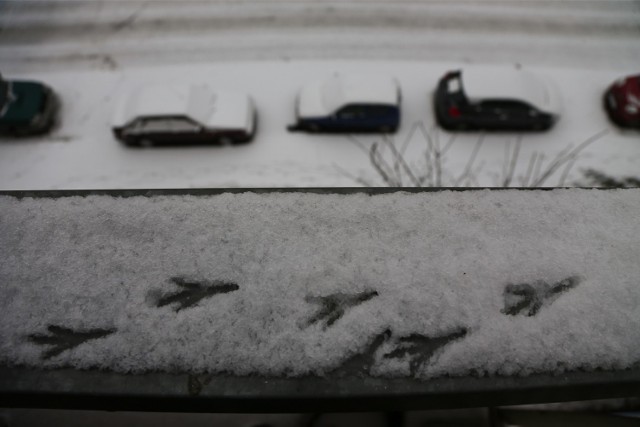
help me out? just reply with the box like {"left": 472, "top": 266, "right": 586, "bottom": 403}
{"left": 323, "top": 73, "right": 399, "bottom": 111}
{"left": 462, "top": 69, "right": 561, "bottom": 115}
{"left": 112, "top": 84, "right": 252, "bottom": 129}
{"left": 297, "top": 73, "right": 400, "bottom": 118}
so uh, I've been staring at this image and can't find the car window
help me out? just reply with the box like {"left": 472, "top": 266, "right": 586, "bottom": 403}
{"left": 126, "top": 116, "right": 200, "bottom": 134}
{"left": 477, "top": 100, "right": 531, "bottom": 111}
{"left": 337, "top": 105, "right": 367, "bottom": 119}
{"left": 168, "top": 117, "right": 201, "bottom": 132}
{"left": 366, "top": 106, "right": 395, "bottom": 117}
{"left": 501, "top": 100, "right": 531, "bottom": 111}
{"left": 337, "top": 105, "right": 395, "bottom": 119}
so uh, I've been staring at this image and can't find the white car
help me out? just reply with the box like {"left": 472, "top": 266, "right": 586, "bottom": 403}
{"left": 288, "top": 73, "right": 401, "bottom": 133}
{"left": 112, "top": 84, "right": 257, "bottom": 146}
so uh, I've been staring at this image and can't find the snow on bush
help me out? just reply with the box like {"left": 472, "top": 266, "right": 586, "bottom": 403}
{"left": 0, "top": 189, "right": 639, "bottom": 378}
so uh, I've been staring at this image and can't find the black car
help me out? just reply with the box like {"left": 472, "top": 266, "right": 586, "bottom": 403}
{"left": 112, "top": 84, "right": 257, "bottom": 147}
{"left": 288, "top": 74, "right": 401, "bottom": 133}
{"left": 434, "top": 70, "right": 561, "bottom": 131}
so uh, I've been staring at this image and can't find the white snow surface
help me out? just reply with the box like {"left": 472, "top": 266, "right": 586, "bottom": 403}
{"left": 0, "top": 189, "right": 639, "bottom": 378}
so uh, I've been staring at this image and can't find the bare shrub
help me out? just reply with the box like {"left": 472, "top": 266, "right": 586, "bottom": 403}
{"left": 337, "top": 123, "right": 609, "bottom": 188}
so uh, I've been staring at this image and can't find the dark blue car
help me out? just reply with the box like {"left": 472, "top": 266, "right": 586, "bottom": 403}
{"left": 288, "top": 74, "right": 401, "bottom": 133}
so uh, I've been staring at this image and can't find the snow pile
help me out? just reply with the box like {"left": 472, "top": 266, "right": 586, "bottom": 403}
{"left": 0, "top": 189, "right": 639, "bottom": 378}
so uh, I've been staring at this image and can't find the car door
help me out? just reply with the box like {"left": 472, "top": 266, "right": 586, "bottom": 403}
{"left": 122, "top": 117, "right": 171, "bottom": 144}
{"left": 364, "top": 105, "right": 399, "bottom": 131}
{"left": 472, "top": 100, "right": 508, "bottom": 129}
{"left": 166, "top": 116, "right": 205, "bottom": 143}
{"left": 499, "top": 100, "right": 541, "bottom": 130}
{"left": 334, "top": 104, "right": 368, "bottom": 131}
{"left": 474, "top": 100, "right": 530, "bottom": 130}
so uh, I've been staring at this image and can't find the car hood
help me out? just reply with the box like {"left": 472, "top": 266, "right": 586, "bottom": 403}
{"left": 1, "top": 81, "right": 47, "bottom": 122}
{"left": 297, "top": 80, "right": 331, "bottom": 119}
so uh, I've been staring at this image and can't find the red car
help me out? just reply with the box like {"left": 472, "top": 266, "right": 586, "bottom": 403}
{"left": 604, "top": 74, "right": 640, "bottom": 129}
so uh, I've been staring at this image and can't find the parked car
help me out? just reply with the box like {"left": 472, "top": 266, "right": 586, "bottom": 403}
{"left": 112, "top": 84, "right": 257, "bottom": 146}
{"left": 604, "top": 74, "right": 640, "bottom": 130}
{"left": 434, "top": 69, "right": 561, "bottom": 131}
{"left": 0, "top": 74, "right": 58, "bottom": 136}
{"left": 288, "top": 73, "right": 401, "bottom": 133}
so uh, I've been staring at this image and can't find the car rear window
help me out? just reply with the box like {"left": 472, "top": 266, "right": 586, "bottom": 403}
{"left": 447, "top": 77, "right": 462, "bottom": 93}
{"left": 366, "top": 105, "right": 396, "bottom": 117}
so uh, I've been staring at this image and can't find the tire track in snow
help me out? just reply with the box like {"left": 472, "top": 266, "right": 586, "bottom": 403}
{"left": 3, "top": 2, "right": 640, "bottom": 41}
{"left": 1, "top": 1, "right": 639, "bottom": 70}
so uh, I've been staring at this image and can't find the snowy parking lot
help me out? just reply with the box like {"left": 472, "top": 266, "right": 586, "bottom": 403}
{"left": 1, "top": 0, "right": 639, "bottom": 189}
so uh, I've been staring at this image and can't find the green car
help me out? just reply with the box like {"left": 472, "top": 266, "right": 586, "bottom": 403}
{"left": 0, "top": 75, "right": 58, "bottom": 136}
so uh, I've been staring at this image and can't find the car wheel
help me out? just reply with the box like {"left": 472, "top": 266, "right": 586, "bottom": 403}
{"left": 232, "top": 135, "right": 252, "bottom": 144}
{"left": 378, "top": 125, "right": 392, "bottom": 133}
{"left": 308, "top": 123, "right": 320, "bottom": 133}
{"left": 122, "top": 136, "right": 140, "bottom": 147}
{"left": 139, "top": 138, "right": 153, "bottom": 147}
{"left": 532, "top": 121, "right": 551, "bottom": 131}
{"left": 219, "top": 136, "right": 234, "bottom": 145}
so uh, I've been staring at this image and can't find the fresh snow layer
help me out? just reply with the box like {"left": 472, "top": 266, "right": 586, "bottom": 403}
{"left": 1, "top": 189, "right": 639, "bottom": 378}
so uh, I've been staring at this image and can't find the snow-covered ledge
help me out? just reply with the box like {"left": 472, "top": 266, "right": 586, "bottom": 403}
{"left": 0, "top": 188, "right": 639, "bottom": 407}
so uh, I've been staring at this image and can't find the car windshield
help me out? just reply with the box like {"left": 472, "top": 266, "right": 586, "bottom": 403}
{"left": 321, "top": 76, "right": 345, "bottom": 114}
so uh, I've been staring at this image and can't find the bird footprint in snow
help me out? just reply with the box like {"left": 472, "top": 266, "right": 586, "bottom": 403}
{"left": 383, "top": 329, "right": 468, "bottom": 375}
{"left": 330, "top": 329, "right": 391, "bottom": 376}
{"left": 29, "top": 325, "right": 115, "bottom": 360}
{"left": 304, "top": 290, "right": 378, "bottom": 329}
{"left": 155, "top": 277, "right": 239, "bottom": 312}
{"left": 502, "top": 276, "right": 580, "bottom": 317}
{"left": 332, "top": 328, "right": 467, "bottom": 376}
